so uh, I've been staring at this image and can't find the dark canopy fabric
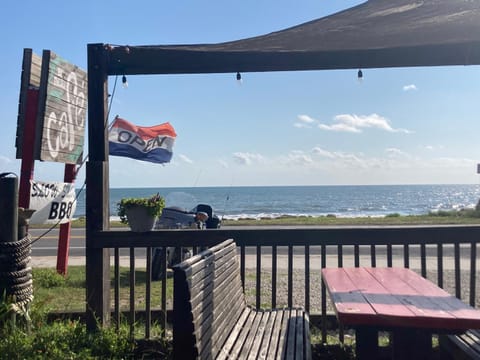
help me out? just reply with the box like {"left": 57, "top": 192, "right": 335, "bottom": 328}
{"left": 106, "top": 0, "right": 480, "bottom": 75}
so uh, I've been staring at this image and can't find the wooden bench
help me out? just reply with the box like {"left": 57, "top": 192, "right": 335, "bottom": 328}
{"left": 172, "top": 239, "right": 311, "bottom": 360}
{"left": 440, "top": 330, "right": 480, "bottom": 359}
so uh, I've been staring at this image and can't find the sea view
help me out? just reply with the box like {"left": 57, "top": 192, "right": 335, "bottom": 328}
{"left": 74, "top": 184, "right": 480, "bottom": 221}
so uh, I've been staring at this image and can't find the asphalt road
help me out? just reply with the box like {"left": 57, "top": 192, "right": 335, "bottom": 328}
{"left": 29, "top": 228, "right": 468, "bottom": 259}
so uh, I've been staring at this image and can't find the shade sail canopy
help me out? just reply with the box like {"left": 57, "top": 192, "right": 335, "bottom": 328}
{"left": 106, "top": 0, "right": 480, "bottom": 76}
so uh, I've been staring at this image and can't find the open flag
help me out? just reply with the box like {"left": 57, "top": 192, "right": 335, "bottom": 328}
{"left": 108, "top": 117, "right": 176, "bottom": 164}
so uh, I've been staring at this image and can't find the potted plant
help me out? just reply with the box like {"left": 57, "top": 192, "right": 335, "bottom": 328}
{"left": 117, "top": 193, "right": 165, "bottom": 232}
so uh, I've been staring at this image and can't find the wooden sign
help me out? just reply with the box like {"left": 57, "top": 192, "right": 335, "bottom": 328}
{"left": 15, "top": 49, "right": 42, "bottom": 158}
{"left": 35, "top": 50, "right": 87, "bottom": 164}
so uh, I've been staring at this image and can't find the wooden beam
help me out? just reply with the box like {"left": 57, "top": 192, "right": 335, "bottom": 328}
{"left": 104, "top": 42, "right": 480, "bottom": 76}
{"left": 86, "top": 43, "right": 111, "bottom": 330}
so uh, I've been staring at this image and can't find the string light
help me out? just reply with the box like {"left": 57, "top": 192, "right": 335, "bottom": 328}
{"left": 357, "top": 69, "right": 363, "bottom": 81}
{"left": 236, "top": 72, "right": 242, "bottom": 83}
{"left": 122, "top": 75, "right": 128, "bottom": 88}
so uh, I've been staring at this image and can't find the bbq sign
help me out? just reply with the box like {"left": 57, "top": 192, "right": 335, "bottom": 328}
{"left": 35, "top": 50, "right": 87, "bottom": 164}
{"left": 29, "top": 180, "right": 77, "bottom": 224}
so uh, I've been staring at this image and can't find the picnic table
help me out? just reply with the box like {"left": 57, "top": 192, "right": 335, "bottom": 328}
{"left": 321, "top": 267, "right": 480, "bottom": 359}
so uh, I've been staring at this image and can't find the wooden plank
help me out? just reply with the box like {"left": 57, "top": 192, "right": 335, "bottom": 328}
{"left": 295, "top": 309, "right": 305, "bottom": 360}
{"left": 216, "top": 308, "right": 252, "bottom": 360}
{"left": 239, "top": 311, "right": 263, "bottom": 359}
{"left": 304, "top": 311, "right": 312, "bottom": 360}
{"left": 246, "top": 311, "right": 269, "bottom": 360}
{"left": 321, "top": 268, "right": 377, "bottom": 325}
{"left": 275, "top": 309, "right": 291, "bottom": 360}
{"left": 266, "top": 310, "right": 285, "bottom": 359}
{"left": 341, "top": 267, "right": 416, "bottom": 322}
{"left": 373, "top": 267, "right": 480, "bottom": 329}
{"left": 229, "top": 309, "right": 257, "bottom": 358}
{"left": 257, "top": 310, "right": 278, "bottom": 360}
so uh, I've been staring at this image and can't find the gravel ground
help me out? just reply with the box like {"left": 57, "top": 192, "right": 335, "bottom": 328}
{"left": 243, "top": 268, "right": 480, "bottom": 313}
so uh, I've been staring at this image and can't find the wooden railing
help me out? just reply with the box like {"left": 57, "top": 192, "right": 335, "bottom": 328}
{"left": 88, "top": 225, "right": 480, "bottom": 341}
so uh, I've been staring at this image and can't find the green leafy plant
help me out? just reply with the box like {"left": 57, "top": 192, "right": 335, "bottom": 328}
{"left": 117, "top": 193, "right": 165, "bottom": 224}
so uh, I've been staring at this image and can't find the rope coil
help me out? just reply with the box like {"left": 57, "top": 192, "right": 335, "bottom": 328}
{"left": 0, "top": 235, "right": 33, "bottom": 307}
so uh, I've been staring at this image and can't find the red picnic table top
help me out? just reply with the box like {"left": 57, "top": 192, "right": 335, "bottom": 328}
{"left": 321, "top": 267, "right": 480, "bottom": 331}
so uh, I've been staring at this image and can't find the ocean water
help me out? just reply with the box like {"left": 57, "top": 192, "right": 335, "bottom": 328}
{"left": 74, "top": 184, "right": 480, "bottom": 220}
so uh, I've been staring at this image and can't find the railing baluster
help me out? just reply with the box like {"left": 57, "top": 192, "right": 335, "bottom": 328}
{"left": 305, "top": 245, "right": 310, "bottom": 313}
{"left": 240, "top": 245, "right": 246, "bottom": 289}
{"left": 114, "top": 247, "right": 120, "bottom": 331}
{"left": 420, "top": 243, "right": 427, "bottom": 278}
{"left": 272, "top": 245, "right": 277, "bottom": 308}
{"left": 437, "top": 243, "right": 444, "bottom": 288}
{"left": 354, "top": 244, "right": 360, "bottom": 267}
{"left": 145, "top": 247, "right": 152, "bottom": 339}
{"left": 288, "top": 245, "right": 293, "bottom": 308}
{"left": 129, "top": 247, "right": 135, "bottom": 338}
{"left": 370, "top": 245, "right": 376, "bottom": 267}
{"left": 454, "top": 242, "right": 461, "bottom": 299}
{"left": 338, "top": 245, "right": 343, "bottom": 268}
{"left": 387, "top": 244, "right": 392, "bottom": 267}
{"left": 321, "top": 244, "right": 327, "bottom": 344}
{"left": 256, "top": 245, "right": 261, "bottom": 309}
{"left": 470, "top": 241, "right": 477, "bottom": 307}
{"left": 403, "top": 244, "right": 409, "bottom": 268}
{"left": 160, "top": 246, "right": 167, "bottom": 332}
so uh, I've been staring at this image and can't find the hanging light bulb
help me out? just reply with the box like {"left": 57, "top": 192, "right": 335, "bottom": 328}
{"left": 122, "top": 75, "right": 128, "bottom": 88}
{"left": 236, "top": 72, "right": 242, "bottom": 84}
{"left": 357, "top": 69, "right": 363, "bottom": 82}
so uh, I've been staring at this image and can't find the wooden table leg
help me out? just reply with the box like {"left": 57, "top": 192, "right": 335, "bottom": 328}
{"left": 355, "top": 326, "right": 378, "bottom": 359}
{"left": 391, "top": 328, "right": 431, "bottom": 360}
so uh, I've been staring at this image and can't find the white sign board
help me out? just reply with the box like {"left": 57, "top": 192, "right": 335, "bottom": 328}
{"left": 29, "top": 180, "right": 77, "bottom": 225}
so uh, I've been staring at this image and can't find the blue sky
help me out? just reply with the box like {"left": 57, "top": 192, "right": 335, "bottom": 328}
{"left": 1, "top": 0, "right": 480, "bottom": 188}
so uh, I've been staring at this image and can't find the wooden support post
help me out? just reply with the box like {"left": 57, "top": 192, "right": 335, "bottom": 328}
{"left": 18, "top": 89, "right": 39, "bottom": 210}
{"left": 0, "top": 174, "right": 18, "bottom": 243}
{"left": 56, "top": 163, "right": 76, "bottom": 275}
{"left": 85, "top": 43, "right": 111, "bottom": 330}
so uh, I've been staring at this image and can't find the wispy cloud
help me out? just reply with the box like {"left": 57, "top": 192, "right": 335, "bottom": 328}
{"left": 385, "top": 147, "right": 409, "bottom": 157}
{"left": 318, "top": 113, "right": 412, "bottom": 133}
{"left": 403, "top": 84, "right": 418, "bottom": 91}
{"left": 178, "top": 154, "right": 193, "bottom": 164}
{"left": 233, "top": 152, "right": 265, "bottom": 165}
{"left": 294, "top": 114, "right": 317, "bottom": 128}
{"left": 284, "top": 150, "right": 313, "bottom": 165}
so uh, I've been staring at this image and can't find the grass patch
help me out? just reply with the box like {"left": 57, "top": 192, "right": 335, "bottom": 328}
{"left": 222, "top": 210, "right": 480, "bottom": 226}
{"left": 33, "top": 267, "right": 173, "bottom": 312}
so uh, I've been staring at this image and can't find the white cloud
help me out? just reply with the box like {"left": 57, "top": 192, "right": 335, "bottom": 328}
{"left": 311, "top": 147, "right": 335, "bottom": 158}
{"left": 423, "top": 145, "right": 444, "bottom": 151}
{"left": 233, "top": 152, "right": 264, "bottom": 165}
{"left": 297, "top": 115, "right": 316, "bottom": 124}
{"left": 385, "top": 147, "right": 409, "bottom": 157}
{"left": 284, "top": 150, "right": 313, "bottom": 165}
{"left": 403, "top": 84, "right": 418, "bottom": 91}
{"left": 178, "top": 154, "right": 193, "bottom": 164}
{"left": 318, "top": 122, "right": 361, "bottom": 133}
{"left": 294, "top": 114, "right": 317, "bottom": 128}
{"left": 318, "top": 113, "right": 412, "bottom": 133}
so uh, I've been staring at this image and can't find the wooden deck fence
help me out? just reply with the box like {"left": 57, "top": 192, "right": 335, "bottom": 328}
{"left": 87, "top": 225, "right": 480, "bottom": 343}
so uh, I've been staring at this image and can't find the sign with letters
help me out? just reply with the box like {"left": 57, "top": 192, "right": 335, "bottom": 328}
{"left": 35, "top": 50, "right": 87, "bottom": 164}
{"left": 29, "top": 180, "right": 77, "bottom": 225}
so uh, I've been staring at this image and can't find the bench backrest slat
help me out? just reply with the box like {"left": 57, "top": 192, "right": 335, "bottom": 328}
{"left": 173, "top": 239, "right": 246, "bottom": 359}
